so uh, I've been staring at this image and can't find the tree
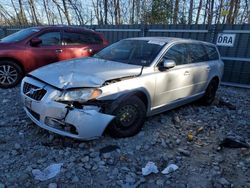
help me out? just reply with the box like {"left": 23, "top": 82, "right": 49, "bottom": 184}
{"left": 180, "top": 0, "right": 187, "bottom": 24}
{"left": 92, "top": 0, "right": 104, "bottom": 24}
{"left": 247, "top": 0, "right": 250, "bottom": 23}
{"left": 18, "top": 0, "right": 28, "bottom": 25}
{"left": 215, "top": 0, "right": 224, "bottom": 24}
{"left": 144, "top": 0, "right": 172, "bottom": 24}
{"left": 227, "top": 0, "right": 235, "bottom": 23}
{"left": 68, "top": 0, "right": 85, "bottom": 24}
{"left": 0, "top": 0, "right": 250, "bottom": 26}
{"left": 232, "top": 0, "right": 240, "bottom": 23}
{"left": 188, "top": 0, "right": 193, "bottom": 24}
{"left": 130, "top": 0, "right": 135, "bottom": 24}
{"left": 114, "top": 0, "right": 121, "bottom": 24}
{"left": 28, "top": 0, "right": 39, "bottom": 24}
{"left": 11, "top": 0, "right": 20, "bottom": 24}
{"left": 61, "top": 0, "right": 71, "bottom": 25}
{"left": 195, "top": 0, "right": 202, "bottom": 24}
{"left": 203, "top": 0, "right": 209, "bottom": 24}
{"left": 207, "top": 0, "right": 215, "bottom": 25}
{"left": 52, "top": 0, "right": 71, "bottom": 25}
{"left": 173, "top": 0, "right": 179, "bottom": 24}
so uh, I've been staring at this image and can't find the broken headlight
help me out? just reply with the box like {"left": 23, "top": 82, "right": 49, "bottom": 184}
{"left": 56, "top": 88, "right": 102, "bottom": 103}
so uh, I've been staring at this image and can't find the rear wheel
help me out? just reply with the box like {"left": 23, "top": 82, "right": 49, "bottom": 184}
{"left": 107, "top": 96, "right": 146, "bottom": 138}
{"left": 200, "top": 78, "right": 219, "bottom": 105}
{"left": 0, "top": 61, "right": 23, "bottom": 88}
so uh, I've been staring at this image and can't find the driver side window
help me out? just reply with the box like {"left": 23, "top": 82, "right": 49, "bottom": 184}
{"left": 163, "top": 44, "right": 188, "bottom": 65}
{"left": 38, "top": 32, "right": 61, "bottom": 46}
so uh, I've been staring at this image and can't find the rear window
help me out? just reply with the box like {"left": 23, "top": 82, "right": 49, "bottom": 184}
{"left": 204, "top": 45, "right": 219, "bottom": 60}
{"left": 62, "top": 31, "right": 102, "bottom": 45}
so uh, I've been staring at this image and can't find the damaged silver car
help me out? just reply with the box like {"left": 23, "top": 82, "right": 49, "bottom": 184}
{"left": 21, "top": 37, "right": 224, "bottom": 140}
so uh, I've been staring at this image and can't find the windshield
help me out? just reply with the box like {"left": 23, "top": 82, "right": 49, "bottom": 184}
{"left": 0, "top": 28, "right": 40, "bottom": 43}
{"left": 94, "top": 39, "right": 165, "bottom": 66}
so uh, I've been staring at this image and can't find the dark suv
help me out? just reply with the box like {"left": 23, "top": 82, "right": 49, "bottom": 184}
{"left": 0, "top": 26, "right": 108, "bottom": 88}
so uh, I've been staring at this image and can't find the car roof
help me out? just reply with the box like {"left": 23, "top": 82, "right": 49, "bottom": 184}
{"left": 124, "top": 37, "right": 215, "bottom": 46}
{"left": 28, "top": 25, "right": 94, "bottom": 32}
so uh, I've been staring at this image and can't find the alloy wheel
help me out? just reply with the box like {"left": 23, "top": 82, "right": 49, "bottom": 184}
{"left": 0, "top": 65, "right": 18, "bottom": 85}
{"left": 116, "top": 104, "right": 138, "bottom": 128}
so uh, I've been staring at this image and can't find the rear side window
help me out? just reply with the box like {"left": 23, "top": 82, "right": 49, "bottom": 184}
{"left": 204, "top": 45, "right": 219, "bottom": 60}
{"left": 187, "top": 43, "right": 209, "bottom": 63}
{"left": 163, "top": 44, "right": 188, "bottom": 65}
{"left": 62, "top": 31, "right": 102, "bottom": 45}
{"left": 38, "top": 32, "right": 61, "bottom": 46}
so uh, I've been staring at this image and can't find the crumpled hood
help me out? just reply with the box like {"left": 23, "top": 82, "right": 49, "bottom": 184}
{"left": 29, "top": 57, "right": 142, "bottom": 89}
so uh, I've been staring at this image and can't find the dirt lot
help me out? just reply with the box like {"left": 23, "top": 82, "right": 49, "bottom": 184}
{"left": 0, "top": 85, "right": 249, "bottom": 188}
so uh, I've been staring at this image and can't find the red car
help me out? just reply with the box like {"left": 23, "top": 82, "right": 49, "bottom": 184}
{"left": 0, "top": 26, "right": 108, "bottom": 88}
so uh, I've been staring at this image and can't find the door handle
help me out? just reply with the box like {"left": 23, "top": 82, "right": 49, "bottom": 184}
{"left": 206, "top": 67, "right": 211, "bottom": 71}
{"left": 55, "top": 49, "right": 63, "bottom": 53}
{"left": 184, "top": 71, "right": 190, "bottom": 76}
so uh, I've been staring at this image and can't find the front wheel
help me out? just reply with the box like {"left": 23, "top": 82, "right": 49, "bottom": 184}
{"left": 200, "top": 79, "right": 219, "bottom": 105}
{"left": 107, "top": 96, "right": 146, "bottom": 138}
{"left": 0, "top": 61, "right": 23, "bottom": 88}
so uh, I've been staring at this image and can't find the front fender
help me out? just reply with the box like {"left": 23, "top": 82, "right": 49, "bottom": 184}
{"left": 99, "top": 88, "right": 151, "bottom": 115}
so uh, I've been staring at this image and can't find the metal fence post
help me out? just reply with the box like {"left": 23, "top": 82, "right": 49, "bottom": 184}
{"left": 141, "top": 23, "right": 148, "bottom": 37}
{"left": 141, "top": 23, "right": 145, "bottom": 37}
{"left": 210, "top": 24, "right": 217, "bottom": 43}
{"left": 3, "top": 27, "right": 7, "bottom": 37}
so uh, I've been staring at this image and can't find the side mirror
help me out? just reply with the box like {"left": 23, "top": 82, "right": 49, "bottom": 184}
{"left": 163, "top": 59, "right": 176, "bottom": 69}
{"left": 30, "top": 38, "right": 42, "bottom": 47}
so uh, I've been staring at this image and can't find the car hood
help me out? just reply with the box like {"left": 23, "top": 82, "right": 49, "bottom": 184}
{"left": 29, "top": 57, "right": 142, "bottom": 89}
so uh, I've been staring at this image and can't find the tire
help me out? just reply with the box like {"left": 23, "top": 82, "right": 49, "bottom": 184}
{"left": 0, "top": 61, "right": 23, "bottom": 88}
{"left": 200, "top": 79, "right": 219, "bottom": 105}
{"left": 107, "top": 96, "right": 146, "bottom": 138}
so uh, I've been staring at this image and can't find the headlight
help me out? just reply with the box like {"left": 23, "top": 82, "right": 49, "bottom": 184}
{"left": 56, "top": 88, "right": 102, "bottom": 103}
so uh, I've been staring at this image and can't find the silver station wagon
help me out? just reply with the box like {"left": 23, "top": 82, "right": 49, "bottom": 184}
{"left": 21, "top": 37, "right": 224, "bottom": 140}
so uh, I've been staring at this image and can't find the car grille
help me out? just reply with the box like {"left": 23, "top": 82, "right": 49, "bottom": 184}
{"left": 23, "top": 82, "right": 46, "bottom": 101}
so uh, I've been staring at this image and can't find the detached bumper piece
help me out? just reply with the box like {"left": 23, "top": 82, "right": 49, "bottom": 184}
{"left": 24, "top": 106, "right": 114, "bottom": 140}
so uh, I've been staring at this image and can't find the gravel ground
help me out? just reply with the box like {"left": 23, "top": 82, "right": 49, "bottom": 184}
{"left": 0, "top": 85, "right": 249, "bottom": 188}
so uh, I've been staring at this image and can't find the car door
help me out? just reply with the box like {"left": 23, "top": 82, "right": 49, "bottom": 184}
{"left": 61, "top": 30, "right": 104, "bottom": 59}
{"left": 153, "top": 43, "right": 194, "bottom": 108}
{"left": 203, "top": 44, "right": 221, "bottom": 86}
{"left": 185, "top": 43, "right": 212, "bottom": 94}
{"left": 26, "top": 30, "right": 67, "bottom": 68}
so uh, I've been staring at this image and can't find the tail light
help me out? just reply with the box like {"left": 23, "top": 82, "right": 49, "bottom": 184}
{"left": 82, "top": 47, "right": 94, "bottom": 56}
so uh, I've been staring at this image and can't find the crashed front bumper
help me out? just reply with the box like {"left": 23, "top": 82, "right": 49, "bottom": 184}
{"left": 21, "top": 77, "right": 115, "bottom": 140}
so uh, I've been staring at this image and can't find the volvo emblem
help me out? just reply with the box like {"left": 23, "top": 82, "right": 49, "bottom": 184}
{"left": 25, "top": 88, "right": 42, "bottom": 95}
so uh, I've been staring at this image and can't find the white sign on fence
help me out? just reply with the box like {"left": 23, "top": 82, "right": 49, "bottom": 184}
{"left": 216, "top": 33, "right": 236, "bottom": 47}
